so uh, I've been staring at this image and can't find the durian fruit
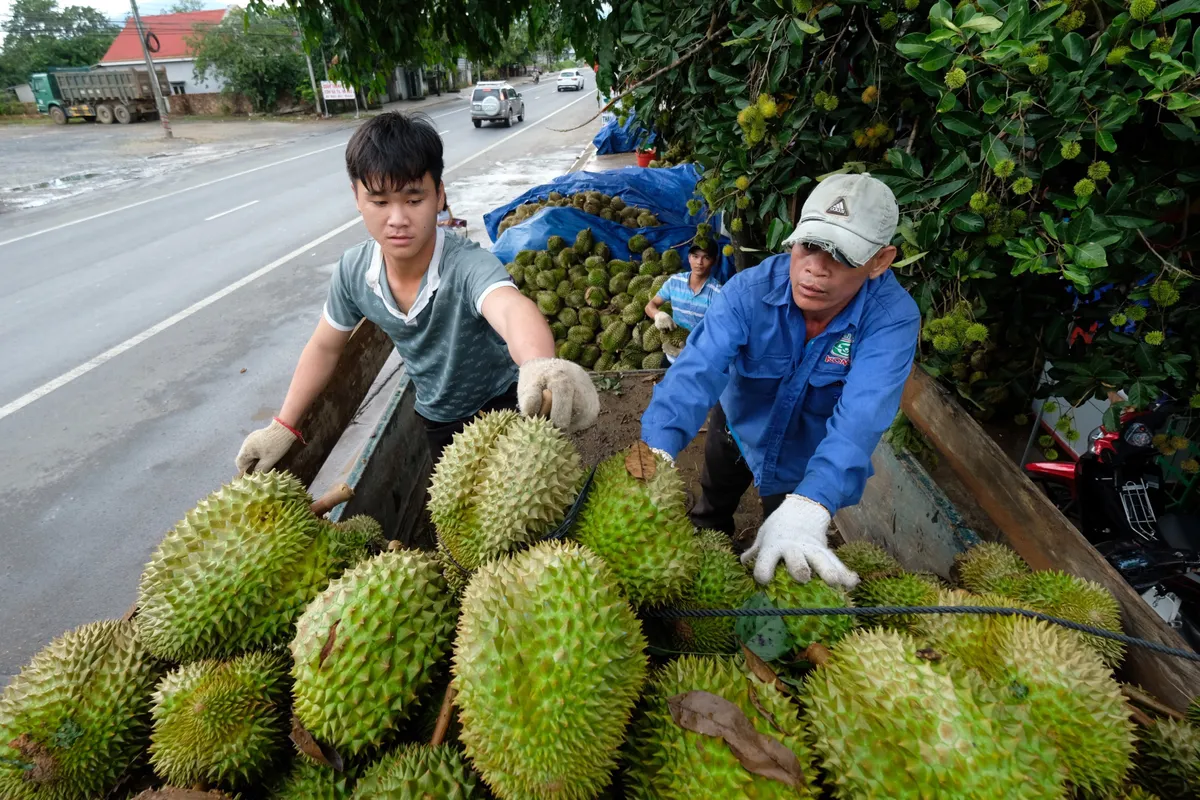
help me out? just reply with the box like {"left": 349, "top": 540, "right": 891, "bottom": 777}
{"left": 547, "top": 235, "right": 566, "bottom": 255}
{"left": 453, "top": 541, "right": 648, "bottom": 800}
{"left": 1119, "top": 787, "right": 1161, "bottom": 800}
{"left": 671, "top": 530, "right": 755, "bottom": 653}
{"left": 955, "top": 542, "right": 1030, "bottom": 594}
{"left": 428, "top": 411, "right": 583, "bottom": 575}
{"left": 624, "top": 656, "right": 817, "bottom": 799}
{"left": 270, "top": 758, "right": 358, "bottom": 799}
{"left": 574, "top": 228, "right": 594, "bottom": 254}
{"left": 149, "top": 651, "right": 289, "bottom": 790}
{"left": 1000, "top": 570, "right": 1125, "bottom": 667}
{"left": 661, "top": 248, "right": 682, "bottom": 271}
{"left": 351, "top": 745, "right": 482, "bottom": 799}
{"left": 978, "top": 617, "right": 1135, "bottom": 797}
{"left": 763, "top": 566, "right": 856, "bottom": 650}
{"left": 834, "top": 540, "right": 901, "bottom": 578}
{"left": 137, "top": 471, "right": 334, "bottom": 662}
{"left": 1133, "top": 718, "right": 1200, "bottom": 799}
{"left": 291, "top": 551, "right": 457, "bottom": 756}
{"left": 642, "top": 352, "right": 666, "bottom": 369}
{"left": 803, "top": 628, "right": 1067, "bottom": 799}
{"left": 852, "top": 572, "right": 940, "bottom": 631}
{"left": 0, "top": 620, "right": 162, "bottom": 800}
{"left": 574, "top": 445, "right": 702, "bottom": 606}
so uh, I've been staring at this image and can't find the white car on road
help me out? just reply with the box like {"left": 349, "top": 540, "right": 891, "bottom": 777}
{"left": 557, "top": 69, "right": 585, "bottom": 91}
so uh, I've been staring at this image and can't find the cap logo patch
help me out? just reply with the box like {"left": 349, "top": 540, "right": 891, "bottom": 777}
{"left": 826, "top": 197, "right": 849, "bottom": 216}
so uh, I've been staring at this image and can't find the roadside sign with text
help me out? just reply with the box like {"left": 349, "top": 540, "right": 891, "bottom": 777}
{"left": 321, "top": 81, "right": 356, "bottom": 101}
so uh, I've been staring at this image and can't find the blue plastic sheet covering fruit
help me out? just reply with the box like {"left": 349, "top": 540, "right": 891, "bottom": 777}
{"left": 491, "top": 206, "right": 735, "bottom": 285}
{"left": 592, "top": 111, "right": 655, "bottom": 155}
{"left": 484, "top": 163, "right": 712, "bottom": 243}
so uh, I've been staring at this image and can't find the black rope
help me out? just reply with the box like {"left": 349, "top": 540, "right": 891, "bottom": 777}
{"left": 645, "top": 605, "right": 1200, "bottom": 663}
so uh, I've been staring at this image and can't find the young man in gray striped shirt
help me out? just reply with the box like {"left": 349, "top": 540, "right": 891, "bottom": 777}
{"left": 236, "top": 112, "right": 598, "bottom": 473}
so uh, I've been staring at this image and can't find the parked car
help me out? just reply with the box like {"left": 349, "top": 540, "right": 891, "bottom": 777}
{"left": 470, "top": 82, "right": 525, "bottom": 128}
{"left": 557, "top": 69, "right": 585, "bottom": 91}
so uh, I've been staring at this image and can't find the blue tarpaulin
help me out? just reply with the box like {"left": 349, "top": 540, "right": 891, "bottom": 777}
{"left": 592, "top": 112, "right": 654, "bottom": 155}
{"left": 490, "top": 206, "right": 735, "bottom": 285}
{"left": 483, "top": 163, "right": 712, "bottom": 242}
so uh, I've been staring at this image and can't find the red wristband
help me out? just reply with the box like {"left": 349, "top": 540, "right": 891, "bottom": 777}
{"left": 274, "top": 417, "right": 306, "bottom": 445}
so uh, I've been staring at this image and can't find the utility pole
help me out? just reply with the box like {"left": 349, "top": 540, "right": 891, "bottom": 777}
{"left": 129, "top": 0, "right": 171, "bottom": 139}
{"left": 293, "top": 16, "right": 325, "bottom": 118}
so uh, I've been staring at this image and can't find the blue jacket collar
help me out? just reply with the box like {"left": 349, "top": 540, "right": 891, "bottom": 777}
{"left": 762, "top": 254, "right": 873, "bottom": 334}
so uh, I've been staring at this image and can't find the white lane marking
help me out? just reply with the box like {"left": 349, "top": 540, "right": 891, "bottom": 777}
{"left": 0, "top": 217, "right": 362, "bottom": 423}
{"left": 0, "top": 88, "right": 595, "bottom": 419}
{"left": 204, "top": 200, "right": 259, "bottom": 221}
{"left": 0, "top": 142, "right": 346, "bottom": 248}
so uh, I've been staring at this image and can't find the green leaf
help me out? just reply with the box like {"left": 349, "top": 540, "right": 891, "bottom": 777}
{"left": 940, "top": 112, "right": 988, "bottom": 136}
{"left": 960, "top": 14, "right": 1002, "bottom": 32}
{"left": 735, "top": 593, "right": 794, "bottom": 662}
{"left": 1064, "top": 242, "right": 1108, "bottom": 268}
{"left": 1095, "top": 129, "right": 1117, "bottom": 152}
{"left": 887, "top": 148, "right": 926, "bottom": 178}
{"left": 1061, "top": 32, "right": 1087, "bottom": 63}
{"left": 1132, "top": 27, "right": 1157, "bottom": 49}
{"left": 931, "top": 151, "right": 970, "bottom": 180}
{"left": 896, "top": 177, "right": 970, "bottom": 204}
{"left": 982, "top": 134, "right": 1013, "bottom": 170}
{"left": 1102, "top": 404, "right": 1123, "bottom": 432}
{"left": 919, "top": 46, "right": 958, "bottom": 71}
{"left": 892, "top": 251, "right": 929, "bottom": 267}
{"left": 1158, "top": 0, "right": 1200, "bottom": 21}
{"left": 630, "top": 1, "right": 646, "bottom": 31}
{"left": 766, "top": 217, "right": 792, "bottom": 250}
{"left": 929, "top": 0, "right": 955, "bottom": 23}
{"left": 1041, "top": 213, "right": 1059, "bottom": 240}
{"left": 795, "top": 19, "right": 820, "bottom": 34}
{"left": 937, "top": 92, "right": 959, "bottom": 113}
{"left": 708, "top": 67, "right": 741, "bottom": 85}
{"left": 1126, "top": 380, "right": 1158, "bottom": 410}
{"left": 952, "top": 212, "right": 986, "bottom": 232}
{"left": 896, "top": 33, "right": 934, "bottom": 58}
{"left": 982, "top": 97, "right": 1005, "bottom": 114}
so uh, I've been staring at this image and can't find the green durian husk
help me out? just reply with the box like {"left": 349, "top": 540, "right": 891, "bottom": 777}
{"left": 269, "top": 757, "right": 358, "bottom": 799}
{"left": 428, "top": 412, "right": 583, "bottom": 577}
{"left": 290, "top": 551, "right": 457, "bottom": 757}
{"left": 149, "top": 651, "right": 289, "bottom": 790}
{"left": 851, "top": 572, "right": 940, "bottom": 632}
{"left": 136, "top": 470, "right": 323, "bottom": 662}
{"left": 0, "top": 620, "right": 163, "bottom": 800}
{"left": 955, "top": 541, "right": 1031, "bottom": 594}
{"left": 574, "top": 448, "right": 701, "bottom": 607}
{"left": 834, "top": 539, "right": 902, "bottom": 579}
{"left": 351, "top": 744, "right": 482, "bottom": 799}
{"left": 803, "top": 628, "right": 1068, "bottom": 799}
{"left": 453, "top": 541, "right": 648, "bottom": 800}
{"left": 763, "top": 567, "right": 856, "bottom": 651}
{"left": 624, "top": 655, "right": 818, "bottom": 799}
{"left": 998, "top": 570, "right": 1125, "bottom": 667}
{"left": 1133, "top": 718, "right": 1200, "bottom": 799}
{"left": 670, "top": 530, "right": 755, "bottom": 654}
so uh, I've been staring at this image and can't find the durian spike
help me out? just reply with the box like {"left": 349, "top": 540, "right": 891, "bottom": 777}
{"left": 311, "top": 482, "right": 354, "bottom": 517}
{"left": 431, "top": 684, "right": 458, "bottom": 746}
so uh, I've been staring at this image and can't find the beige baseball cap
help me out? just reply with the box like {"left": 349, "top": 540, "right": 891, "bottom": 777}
{"left": 782, "top": 173, "right": 899, "bottom": 267}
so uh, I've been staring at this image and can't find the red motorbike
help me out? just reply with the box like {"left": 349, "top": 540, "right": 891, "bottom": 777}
{"left": 1024, "top": 404, "right": 1200, "bottom": 649}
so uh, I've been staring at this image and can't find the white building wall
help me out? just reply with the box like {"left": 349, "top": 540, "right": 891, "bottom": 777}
{"left": 97, "top": 59, "right": 224, "bottom": 95}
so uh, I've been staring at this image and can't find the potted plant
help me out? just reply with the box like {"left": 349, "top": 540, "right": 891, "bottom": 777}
{"left": 635, "top": 142, "right": 657, "bottom": 168}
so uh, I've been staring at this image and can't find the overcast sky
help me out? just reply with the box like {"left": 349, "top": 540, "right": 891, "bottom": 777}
{"left": 0, "top": 0, "right": 228, "bottom": 29}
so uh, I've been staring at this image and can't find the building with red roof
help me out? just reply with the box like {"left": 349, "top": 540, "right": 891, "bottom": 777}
{"left": 98, "top": 9, "right": 227, "bottom": 96}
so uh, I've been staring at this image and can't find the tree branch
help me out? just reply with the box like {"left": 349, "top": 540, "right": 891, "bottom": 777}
{"left": 551, "top": 22, "right": 731, "bottom": 133}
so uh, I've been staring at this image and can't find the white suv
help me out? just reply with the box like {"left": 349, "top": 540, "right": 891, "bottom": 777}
{"left": 470, "top": 82, "right": 525, "bottom": 127}
{"left": 557, "top": 69, "right": 585, "bottom": 91}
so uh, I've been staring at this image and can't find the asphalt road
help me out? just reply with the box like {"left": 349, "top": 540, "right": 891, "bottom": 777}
{"left": 0, "top": 80, "right": 601, "bottom": 682}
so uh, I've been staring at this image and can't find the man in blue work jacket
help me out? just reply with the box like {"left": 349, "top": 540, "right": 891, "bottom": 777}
{"left": 642, "top": 173, "right": 920, "bottom": 589}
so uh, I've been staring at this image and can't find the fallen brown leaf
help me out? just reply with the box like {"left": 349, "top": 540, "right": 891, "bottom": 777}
{"left": 625, "top": 442, "right": 657, "bottom": 480}
{"left": 130, "top": 790, "right": 236, "bottom": 800}
{"left": 801, "top": 643, "right": 831, "bottom": 666}
{"left": 667, "top": 691, "right": 807, "bottom": 788}
{"left": 289, "top": 715, "right": 344, "bottom": 771}
{"left": 746, "top": 684, "right": 786, "bottom": 735}
{"left": 741, "top": 644, "right": 782, "bottom": 688}
{"left": 317, "top": 620, "right": 340, "bottom": 668}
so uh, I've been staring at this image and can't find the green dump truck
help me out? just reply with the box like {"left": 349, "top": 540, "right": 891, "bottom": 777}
{"left": 30, "top": 66, "right": 168, "bottom": 125}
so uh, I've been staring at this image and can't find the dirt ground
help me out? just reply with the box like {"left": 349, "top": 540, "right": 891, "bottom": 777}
{"left": 569, "top": 372, "right": 766, "bottom": 549}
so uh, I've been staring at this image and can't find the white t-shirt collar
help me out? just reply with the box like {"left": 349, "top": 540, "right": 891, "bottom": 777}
{"left": 364, "top": 228, "right": 445, "bottom": 326}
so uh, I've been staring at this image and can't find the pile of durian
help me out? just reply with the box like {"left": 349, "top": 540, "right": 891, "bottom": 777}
{"left": 3, "top": 430, "right": 1199, "bottom": 800}
{"left": 504, "top": 227, "right": 692, "bottom": 371}
{"left": 497, "top": 192, "right": 661, "bottom": 235}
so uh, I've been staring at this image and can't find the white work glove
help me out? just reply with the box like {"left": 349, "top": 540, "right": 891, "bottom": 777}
{"left": 740, "top": 495, "right": 860, "bottom": 590}
{"left": 646, "top": 445, "right": 674, "bottom": 465}
{"left": 235, "top": 418, "right": 301, "bottom": 475}
{"left": 517, "top": 358, "right": 600, "bottom": 432}
{"left": 654, "top": 311, "right": 677, "bottom": 331}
